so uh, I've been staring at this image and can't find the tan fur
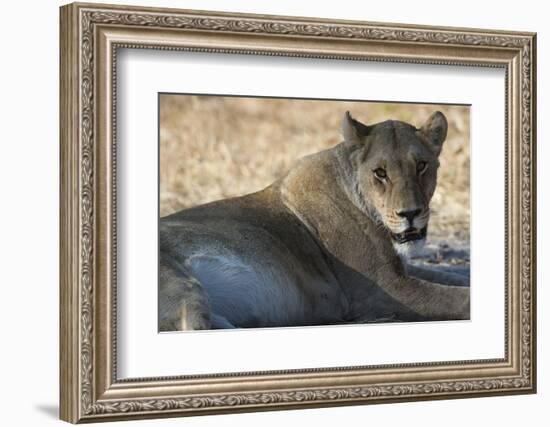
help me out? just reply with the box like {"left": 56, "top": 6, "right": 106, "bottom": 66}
{"left": 159, "top": 111, "right": 469, "bottom": 331}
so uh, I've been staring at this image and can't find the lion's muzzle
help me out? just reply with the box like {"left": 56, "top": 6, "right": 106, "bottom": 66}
{"left": 391, "top": 226, "right": 427, "bottom": 244}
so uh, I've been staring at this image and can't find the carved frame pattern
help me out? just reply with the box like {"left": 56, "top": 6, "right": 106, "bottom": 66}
{"left": 60, "top": 2, "right": 536, "bottom": 423}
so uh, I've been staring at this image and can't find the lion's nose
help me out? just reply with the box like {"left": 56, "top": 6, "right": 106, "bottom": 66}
{"left": 396, "top": 208, "right": 421, "bottom": 225}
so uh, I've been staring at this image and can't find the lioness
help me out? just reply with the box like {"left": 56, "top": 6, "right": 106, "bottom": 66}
{"left": 159, "top": 111, "right": 469, "bottom": 331}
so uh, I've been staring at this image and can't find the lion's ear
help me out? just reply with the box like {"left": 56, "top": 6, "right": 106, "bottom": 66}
{"left": 419, "top": 111, "right": 448, "bottom": 156}
{"left": 341, "top": 111, "right": 370, "bottom": 144}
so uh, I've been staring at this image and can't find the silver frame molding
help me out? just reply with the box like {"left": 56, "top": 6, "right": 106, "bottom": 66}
{"left": 60, "top": 2, "right": 537, "bottom": 423}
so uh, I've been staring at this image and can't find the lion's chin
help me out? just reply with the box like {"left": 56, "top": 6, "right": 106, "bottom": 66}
{"left": 392, "top": 238, "right": 426, "bottom": 259}
{"left": 389, "top": 226, "right": 428, "bottom": 259}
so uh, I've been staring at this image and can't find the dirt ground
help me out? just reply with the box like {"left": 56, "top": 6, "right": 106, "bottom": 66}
{"left": 160, "top": 95, "right": 470, "bottom": 273}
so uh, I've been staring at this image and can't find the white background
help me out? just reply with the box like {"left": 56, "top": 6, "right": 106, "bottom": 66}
{"left": 0, "top": 0, "right": 546, "bottom": 426}
{"left": 118, "top": 50, "right": 504, "bottom": 377}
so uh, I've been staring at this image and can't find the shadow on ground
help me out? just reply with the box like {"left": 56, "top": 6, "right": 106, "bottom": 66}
{"left": 35, "top": 404, "right": 58, "bottom": 419}
{"left": 410, "top": 237, "right": 470, "bottom": 279}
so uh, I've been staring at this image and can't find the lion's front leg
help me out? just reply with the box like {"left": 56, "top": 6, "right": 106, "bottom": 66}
{"left": 377, "top": 269, "right": 470, "bottom": 321}
{"left": 406, "top": 264, "right": 469, "bottom": 287}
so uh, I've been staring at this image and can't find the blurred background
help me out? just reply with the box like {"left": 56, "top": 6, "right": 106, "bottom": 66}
{"left": 160, "top": 95, "right": 470, "bottom": 271}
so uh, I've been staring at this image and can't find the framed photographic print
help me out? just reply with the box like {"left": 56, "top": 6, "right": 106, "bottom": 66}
{"left": 59, "top": 2, "right": 537, "bottom": 423}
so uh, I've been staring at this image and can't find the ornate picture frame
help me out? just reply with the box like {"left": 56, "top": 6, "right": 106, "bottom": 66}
{"left": 60, "top": 2, "right": 536, "bottom": 423}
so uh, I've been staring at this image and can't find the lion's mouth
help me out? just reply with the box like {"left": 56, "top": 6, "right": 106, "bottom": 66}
{"left": 391, "top": 226, "right": 427, "bottom": 244}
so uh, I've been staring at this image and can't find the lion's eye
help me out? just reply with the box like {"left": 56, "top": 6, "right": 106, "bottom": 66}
{"left": 417, "top": 161, "right": 428, "bottom": 174}
{"left": 373, "top": 168, "right": 387, "bottom": 180}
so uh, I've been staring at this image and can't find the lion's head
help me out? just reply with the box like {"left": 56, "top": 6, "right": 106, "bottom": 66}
{"left": 341, "top": 111, "right": 448, "bottom": 255}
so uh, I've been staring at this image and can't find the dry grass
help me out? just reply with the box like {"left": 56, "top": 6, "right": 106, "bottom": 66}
{"left": 160, "top": 95, "right": 470, "bottom": 244}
